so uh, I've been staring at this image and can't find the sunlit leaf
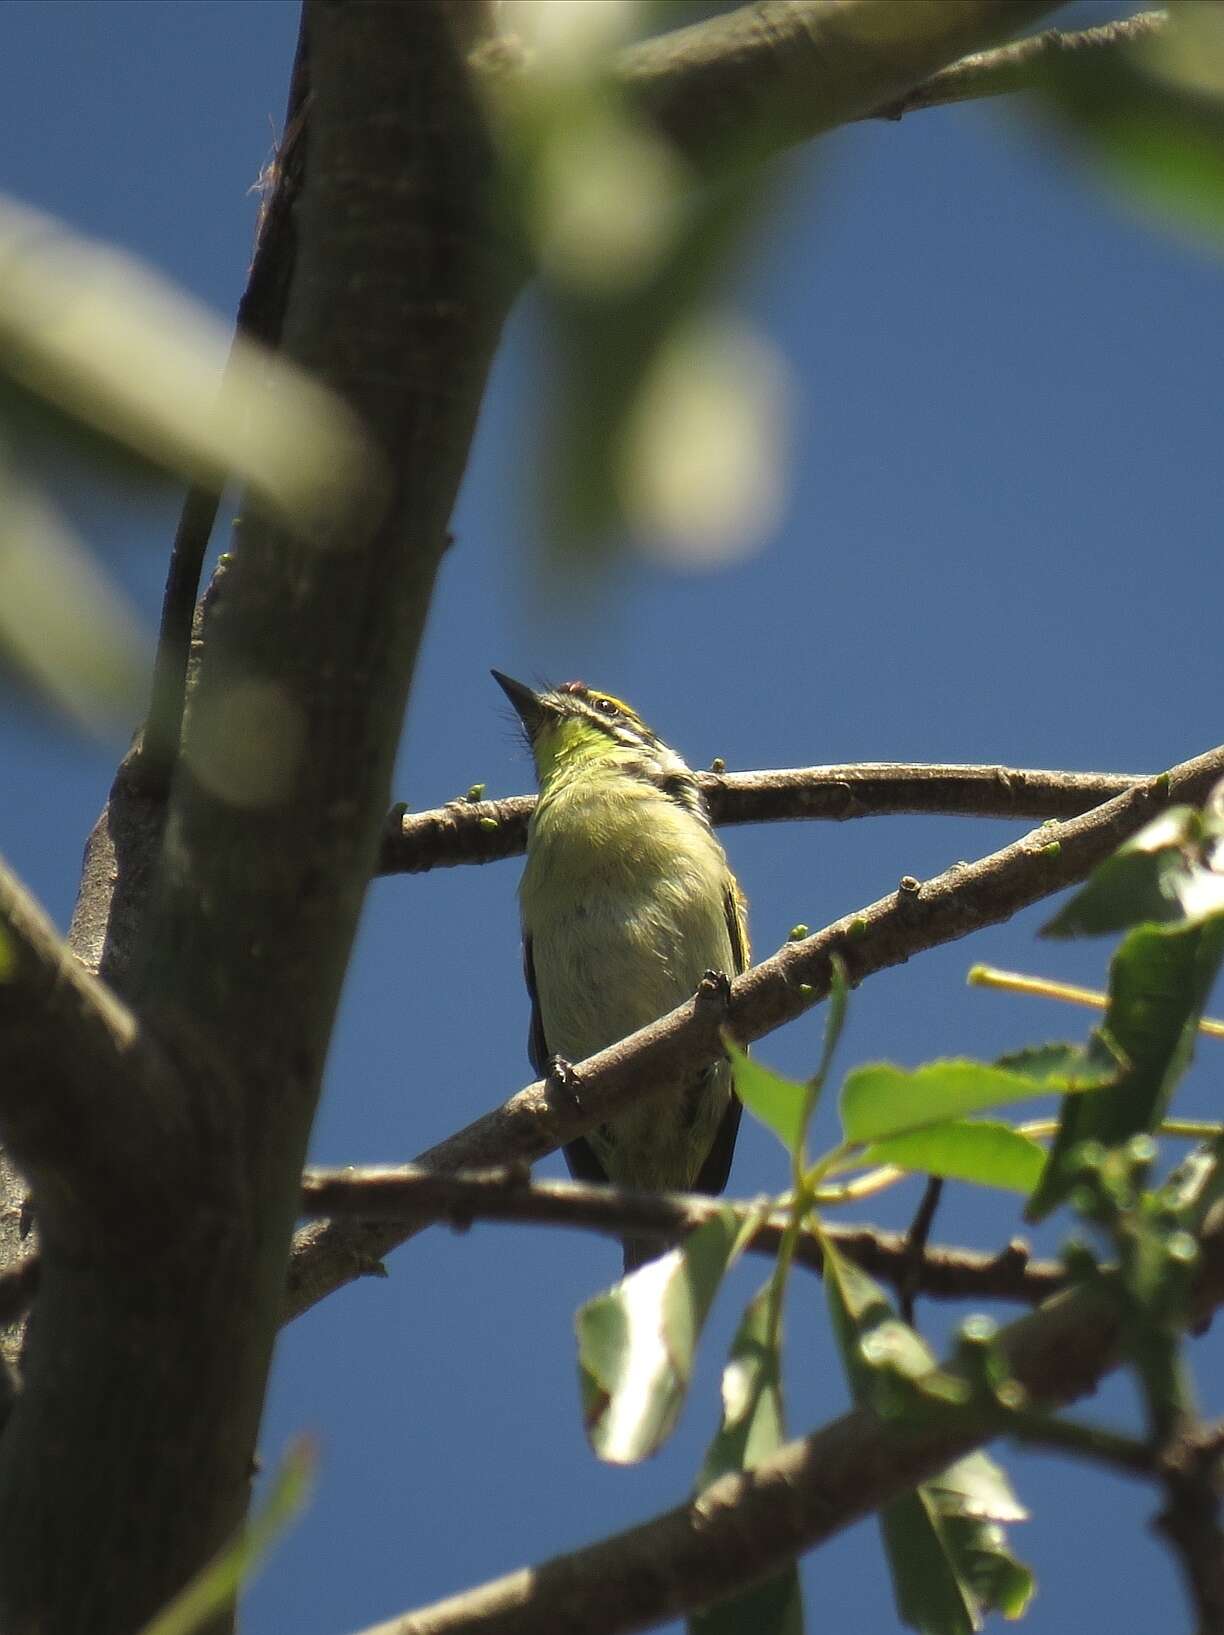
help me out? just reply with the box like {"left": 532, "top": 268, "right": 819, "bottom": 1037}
{"left": 691, "top": 1283, "right": 803, "bottom": 1635}
{"left": 137, "top": 1438, "right": 315, "bottom": 1635}
{"left": 728, "top": 1041, "right": 807, "bottom": 1155}
{"left": 577, "top": 1207, "right": 739, "bottom": 1464}
{"left": 1043, "top": 807, "right": 1224, "bottom": 937}
{"left": 730, "top": 959, "right": 845, "bottom": 1160}
{"left": 824, "top": 1244, "right": 1031, "bottom": 1634}
{"left": 0, "top": 195, "right": 380, "bottom": 542}
{"left": 841, "top": 1050, "right": 1113, "bottom": 1146}
{"left": 862, "top": 1121, "right": 1046, "bottom": 1195}
{"left": 1028, "top": 912, "right": 1224, "bottom": 1220}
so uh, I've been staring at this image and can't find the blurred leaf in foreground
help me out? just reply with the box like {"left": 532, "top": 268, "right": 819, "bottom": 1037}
{"left": 486, "top": 2, "right": 794, "bottom": 565}
{"left": 0, "top": 450, "right": 147, "bottom": 733}
{"left": 1042, "top": 6, "right": 1224, "bottom": 249}
{"left": 137, "top": 1437, "right": 315, "bottom": 1635}
{"left": 0, "top": 195, "right": 382, "bottom": 543}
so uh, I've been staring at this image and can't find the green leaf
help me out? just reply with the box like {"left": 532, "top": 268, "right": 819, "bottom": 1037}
{"left": 1043, "top": 808, "right": 1224, "bottom": 938}
{"left": 824, "top": 1244, "right": 1032, "bottom": 1634}
{"left": 1042, "top": 12, "right": 1224, "bottom": 250}
{"left": 733, "top": 955, "right": 847, "bottom": 1159}
{"left": 137, "top": 1438, "right": 315, "bottom": 1635}
{"left": 862, "top": 1121, "right": 1047, "bottom": 1195}
{"left": 1028, "top": 913, "right": 1224, "bottom": 1221}
{"left": 728, "top": 1042, "right": 807, "bottom": 1155}
{"left": 690, "top": 1284, "right": 803, "bottom": 1635}
{"left": 841, "top": 1050, "right": 1113, "bottom": 1146}
{"left": 577, "top": 1208, "right": 739, "bottom": 1464}
{"left": 993, "top": 1039, "right": 1123, "bottom": 1082}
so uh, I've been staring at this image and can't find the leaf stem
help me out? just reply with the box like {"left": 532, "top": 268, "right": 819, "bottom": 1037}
{"left": 970, "top": 964, "right": 1224, "bottom": 1040}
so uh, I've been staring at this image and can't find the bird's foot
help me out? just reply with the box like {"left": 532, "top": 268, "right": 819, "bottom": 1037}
{"left": 546, "top": 1055, "right": 582, "bottom": 1109}
{"left": 696, "top": 968, "right": 732, "bottom": 1011}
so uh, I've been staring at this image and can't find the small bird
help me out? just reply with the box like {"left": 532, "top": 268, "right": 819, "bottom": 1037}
{"left": 493, "top": 671, "right": 749, "bottom": 1272}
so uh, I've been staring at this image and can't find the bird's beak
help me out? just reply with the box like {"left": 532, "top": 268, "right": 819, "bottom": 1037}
{"left": 491, "top": 670, "right": 547, "bottom": 738}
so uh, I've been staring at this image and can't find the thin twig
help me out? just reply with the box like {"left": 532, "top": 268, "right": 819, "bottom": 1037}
{"left": 612, "top": 0, "right": 1060, "bottom": 174}
{"left": 299, "top": 1164, "right": 1063, "bottom": 1304}
{"left": 289, "top": 743, "right": 1224, "bottom": 1321}
{"left": 1157, "top": 1417, "right": 1224, "bottom": 1635}
{"left": 869, "top": 10, "right": 1168, "bottom": 122}
{"left": 136, "top": 29, "right": 312, "bottom": 796}
{"left": 376, "top": 763, "right": 1144, "bottom": 875}
{"left": 899, "top": 1176, "right": 944, "bottom": 1324}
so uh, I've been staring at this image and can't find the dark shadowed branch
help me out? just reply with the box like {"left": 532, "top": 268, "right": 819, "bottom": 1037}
{"left": 0, "top": 856, "right": 188, "bottom": 1239}
{"left": 300, "top": 1163, "right": 1063, "bottom": 1303}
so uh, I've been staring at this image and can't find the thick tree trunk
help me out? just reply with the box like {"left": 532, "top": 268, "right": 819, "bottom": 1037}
{"left": 0, "top": 6, "right": 511, "bottom": 1631}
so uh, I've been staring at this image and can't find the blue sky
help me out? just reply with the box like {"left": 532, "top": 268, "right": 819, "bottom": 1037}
{"left": 2, "top": 4, "right": 1221, "bottom": 1633}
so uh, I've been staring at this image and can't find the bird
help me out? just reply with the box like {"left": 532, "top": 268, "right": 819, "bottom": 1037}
{"left": 493, "top": 670, "right": 748, "bottom": 1273}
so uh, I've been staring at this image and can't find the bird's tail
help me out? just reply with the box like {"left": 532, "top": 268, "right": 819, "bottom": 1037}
{"left": 621, "top": 1234, "right": 670, "bottom": 1275}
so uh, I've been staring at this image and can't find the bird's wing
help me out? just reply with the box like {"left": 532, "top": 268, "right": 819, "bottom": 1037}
{"left": 692, "top": 878, "right": 749, "bottom": 1197}
{"left": 524, "top": 934, "right": 610, "bottom": 1184}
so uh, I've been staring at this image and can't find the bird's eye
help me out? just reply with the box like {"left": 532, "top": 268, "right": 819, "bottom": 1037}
{"left": 593, "top": 696, "right": 619, "bottom": 717}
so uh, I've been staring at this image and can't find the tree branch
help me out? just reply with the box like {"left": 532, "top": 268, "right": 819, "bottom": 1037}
{"left": 137, "top": 17, "right": 312, "bottom": 800}
{"left": 0, "top": 7, "right": 518, "bottom": 1633}
{"left": 869, "top": 9, "right": 1167, "bottom": 122}
{"left": 0, "top": 855, "right": 188, "bottom": 1243}
{"left": 300, "top": 1164, "right": 1063, "bottom": 1304}
{"left": 343, "top": 1199, "right": 1224, "bottom": 1635}
{"left": 1156, "top": 1418, "right": 1224, "bottom": 1635}
{"left": 614, "top": 0, "right": 1062, "bottom": 173}
{"left": 67, "top": 20, "right": 315, "bottom": 983}
{"left": 288, "top": 741, "right": 1224, "bottom": 1321}
{"left": 376, "top": 762, "right": 1145, "bottom": 875}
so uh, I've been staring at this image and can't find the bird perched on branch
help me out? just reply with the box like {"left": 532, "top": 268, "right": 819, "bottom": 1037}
{"left": 493, "top": 671, "right": 748, "bottom": 1273}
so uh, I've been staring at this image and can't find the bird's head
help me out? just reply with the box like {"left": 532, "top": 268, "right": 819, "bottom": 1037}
{"left": 492, "top": 671, "right": 678, "bottom": 793}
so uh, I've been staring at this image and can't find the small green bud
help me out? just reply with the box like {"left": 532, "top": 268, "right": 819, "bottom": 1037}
{"left": 1041, "top": 841, "right": 1061, "bottom": 859}
{"left": 959, "top": 1314, "right": 999, "bottom": 1346}
{"left": 995, "top": 1379, "right": 1028, "bottom": 1412}
{"left": 466, "top": 782, "right": 486, "bottom": 802}
{"left": 479, "top": 816, "right": 499, "bottom": 832}
{"left": 1166, "top": 1230, "right": 1198, "bottom": 1268}
{"left": 788, "top": 923, "right": 809, "bottom": 941}
{"left": 849, "top": 917, "right": 869, "bottom": 938}
{"left": 710, "top": 757, "right": 726, "bottom": 773}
